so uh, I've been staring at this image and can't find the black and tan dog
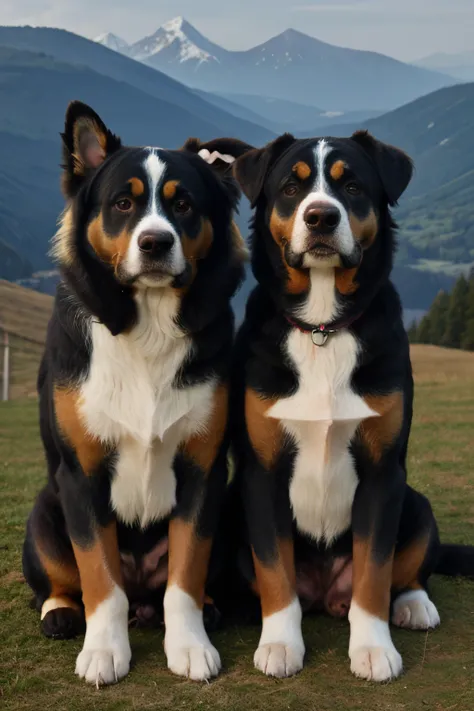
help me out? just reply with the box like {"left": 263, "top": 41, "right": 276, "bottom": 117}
{"left": 22, "top": 101, "right": 252, "bottom": 685}
{"left": 229, "top": 132, "right": 474, "bottom": 681}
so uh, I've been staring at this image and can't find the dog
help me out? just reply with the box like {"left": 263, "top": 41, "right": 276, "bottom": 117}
{"left": 22, "top": 101, "right": 252, "bottom": 685}
{"left": 229, "top": 131, "right": 474, "bottom": 681}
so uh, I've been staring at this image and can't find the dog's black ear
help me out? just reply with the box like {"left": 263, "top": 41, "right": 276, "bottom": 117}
{"left": 183, "top": 136, "right": 255, "bottom": 175}
{"left": 351, "top": 130, "right": 413, "bottom": 206}
{"left": 233, "top": 133, "right": 296, "bottom": 207}
{"left": 61, "top": 101, "right": 122, "bottom": 197}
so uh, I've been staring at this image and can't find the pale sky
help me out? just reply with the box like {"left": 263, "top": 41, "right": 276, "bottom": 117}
{"left": 1, "top": 0, "right": 473, "bottom": 61}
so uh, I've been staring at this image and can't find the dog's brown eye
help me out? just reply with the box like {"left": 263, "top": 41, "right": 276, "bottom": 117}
{"left": 115, "top": 198, "right": 133, "bottom": 212}
{"left": 174, "top": 199, "right": 191, "bottom": 215}
{"left": 284, "top": 184, "right": 299, "bottom": 197}
{"left": 345, "top": 182, "right": 361, "bottom": 196}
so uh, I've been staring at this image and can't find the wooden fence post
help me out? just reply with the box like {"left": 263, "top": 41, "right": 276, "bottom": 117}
{"left": 2, "top": 330, "right": 9, "bottom": 402}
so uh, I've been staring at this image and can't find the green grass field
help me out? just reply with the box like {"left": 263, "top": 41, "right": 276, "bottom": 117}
{"left": 1, "top": 346, "right": 473, "bottom": 711}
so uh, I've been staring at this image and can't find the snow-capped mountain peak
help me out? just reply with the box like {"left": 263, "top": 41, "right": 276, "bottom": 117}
{"left": 94, "top": 32, "right": 129, "bottom": 55}
{"left": 130, "top": 16, "right": 219, "bottom": 66}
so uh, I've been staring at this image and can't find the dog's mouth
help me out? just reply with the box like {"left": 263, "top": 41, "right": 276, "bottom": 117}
{"left": 308, "top": 242, "right": 338, "bottom": 258}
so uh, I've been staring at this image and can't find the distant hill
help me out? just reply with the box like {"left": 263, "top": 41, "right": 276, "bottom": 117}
{"left": 105, "top": 16, "right": 455, "bottom": 111}
{"left": 0, "top": 280, "right": 52, "bottom": 399}
{"left": 414, "top": 51, "right": 474, "bottom": 82}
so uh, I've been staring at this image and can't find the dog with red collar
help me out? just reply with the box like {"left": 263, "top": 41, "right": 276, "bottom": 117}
{"left": 228, "top": 131, "right": 474, "bottom": 681}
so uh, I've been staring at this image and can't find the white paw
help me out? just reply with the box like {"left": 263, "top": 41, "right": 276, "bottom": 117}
{"left": 349, "top": 601, "right": 402, "bottom": 682}
{"left": 350, "top": 645, "right": 403, "bottom": 682}
{"left": 75, "top": 585, "right": 131, "bottom": 686}
{"left": 166, "top": 643, "right": 221, "bottom": 681}
{"left": 75, "top": 646, "right": 131, "bottom": 686}
{"left": 392, "top": 589, "right": 440, "bottom": 630}
{"left": 254, "top": 642, "right": 304, "bottom": 678}
{"left": 164, "top": 585, "right": 221, "bottom": 682}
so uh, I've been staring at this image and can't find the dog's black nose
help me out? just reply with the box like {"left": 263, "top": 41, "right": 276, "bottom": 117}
{"left": 304, "top": 203, "right": 341, "bottom": 233}
{"left": 138, "top": 231, "right": 174, "bottom": 258}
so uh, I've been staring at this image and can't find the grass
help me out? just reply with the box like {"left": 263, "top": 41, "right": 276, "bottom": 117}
{"left": 1, "top": 345, "right": 474, "bottom": 710}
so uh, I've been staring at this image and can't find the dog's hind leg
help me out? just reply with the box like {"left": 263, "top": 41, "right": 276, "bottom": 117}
{"left": 391, "top": 487, "right": 440, "bottom": 630}
{"left": 23, "top": 485, "right": 84, "bottom": 639}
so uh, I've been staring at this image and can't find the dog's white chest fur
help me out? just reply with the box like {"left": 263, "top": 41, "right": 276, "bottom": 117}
{"left": 79, "top": 289, "right": 216, "bottom": 528}
{"left": 267, "top": 270, "right": 377, "bottom": 543}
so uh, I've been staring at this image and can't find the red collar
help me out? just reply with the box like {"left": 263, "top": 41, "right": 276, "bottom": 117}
{"left": 285, "top": 310, "right": 363, "bottom": 345}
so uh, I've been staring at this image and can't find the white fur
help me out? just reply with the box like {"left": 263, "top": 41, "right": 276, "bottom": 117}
{"left": 40, "top": 596, "right": 72, "bottom": 620}
{"left": 349, "top": 600, "right": 403, "bottom": 682}
{"left": 254, "top": 597, "right": 305, "bottom": 678}
{"left": 267, "top": 270, "right": 377, "bottom": 543}
{"left": 75, "top": 584, "right": 131, "bottom": 686}
{"left": 392, "top": 589, "right": 440, "bottom": 630}
{"left": 164, "top": 584, "right": 221, "bottom": 681}
{"left": 291, "top": 140, "right": 356, "bottom": 268}
{"left": 80, "top": 288, "right": 216, "bottom": 528}
{"left": 122, "top": 150, "right": 185, "bottom": 282}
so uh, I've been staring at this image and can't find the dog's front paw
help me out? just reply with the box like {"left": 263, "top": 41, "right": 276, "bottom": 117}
{"left": 350, "top": 645, "right": 402, "bottom": 682}
{"left": 254, "top": 642, "right": 304, "bottom": 678}
{"left": 165, "top": 642, "right": 221, "bottom": 681}
{"left": 75, "top": 645, "right": 131, "bottom": 686}
{"left": 349, "top": 601, "right": 402, "bottom": 682}
{"left": 392, "top": 590, "right": 440, "bottom": 630}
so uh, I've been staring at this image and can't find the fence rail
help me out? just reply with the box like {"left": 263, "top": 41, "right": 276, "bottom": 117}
{"left": 0, "top": 324, "right": 45, "bottom": 402}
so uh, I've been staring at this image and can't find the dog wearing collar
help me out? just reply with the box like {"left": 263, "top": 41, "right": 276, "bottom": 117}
{"left": 228, "top": 131, "right": 474, "bottom": 681}
{"left": 21, "top": 101, "right": 253, "bottom": 685}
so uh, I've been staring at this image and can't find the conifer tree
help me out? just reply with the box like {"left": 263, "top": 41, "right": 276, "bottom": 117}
{"left": 407, "top": 321, "right": 418, "bottom": 343}
{"left": 441, "top": 275, "right": 469, "bottom": 348}
{"left": 417, "top": 313, "right": 432, "bottom": 344}
{"left": 460, "top": 271, "right": 474, "bottom": 351}
{"left": 428, "top": 291, "right": 449, "bottom": 345}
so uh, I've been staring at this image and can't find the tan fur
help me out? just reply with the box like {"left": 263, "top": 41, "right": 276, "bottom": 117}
{"left": 245, "top": 389, "right": 282, "bottom": 469}
{"left": 167, "top": 519, "right": 212, "bottom": 608}
{"left": 335, "top": 266, "right": 359, "bottom": 295}
{"left": 352, "top": 537, "right": 392, "bottom": 620}
{"left": 269, "top": 208, "right": 310, "bottom": 295}
{"left": 292, "top": 161, "right": 311, "bottom": 181}
{"left": 349, "top": 209, "right": 378, "bottom": 248}
{"left": 87, "top": 214, "right": 133, "bottom": 270}
{"left": 72, "top": 522, "right": 123, "bottom": 618}
{"left": 54, "top": 387, "right": 105, "bottom": 476}
{"left": 392, "top": 536, "right": 429, "bottom": 591}
{"left": 359, "top": 392, "right": 404, "bottom": 463}
{"left": 163, "top": 180, "right": 180, "bottom": 200}
{"left": 330, "top": 160, "right": 346, "bottom": 181}
{"left": 252, "top": 538, "right": 296, "bottom": 617}
{"left": 182, "top": 385, "right": 228, "bottom": 473}
{"left": 71, "top": 118, "right": 106, "bottom": 176}
{"left": 128, "top": 177, "right": 145, "bottom": 197}
{"left": 37, "top": 543, "right": 81, "bottom": 602}
{"left": 50, "top": 207, "right": 75, "bottom": 267}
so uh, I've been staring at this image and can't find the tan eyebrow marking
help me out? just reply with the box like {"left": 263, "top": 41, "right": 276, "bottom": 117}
{"left": 292, "top": 161, "right": 311, "bottom": 181}
{"left": 330, "top": 160, "right": 347, "bottom": 181}
{"left": 163, "top": 180, "right": 180, "bottom": 200}
{"left": 128, "top": 177, "right": 145, "bottom": 196}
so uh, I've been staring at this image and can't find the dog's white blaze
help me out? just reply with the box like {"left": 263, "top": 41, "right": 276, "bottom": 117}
{"left": 80, "top": 288, "right": 217, "bottom": 528}
{"left": 123, "top": 150, "right": 185, "bottom": 281}
{"left": 75, "top": 584, "right": 131, "bottom": 685}
{"left": 349, "top": 600, "right": 403, "bottom": 681}
{"left": 254, "top": 597, "right": 305, "bottom": 677}
{"left": 267, "top": 270, "right": 377, "bottom": 543}
{"left": 164, "top": 584, "right": 221, "bottom": 680}
{"left": 290, "top": 140, "right": 355, "bottom": 264}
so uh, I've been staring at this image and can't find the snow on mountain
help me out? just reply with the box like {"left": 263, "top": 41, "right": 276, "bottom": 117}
{"left": 129, "top": 16, "right": 220, "bottom": 66}
{"left": 94, "top": 32, "right": 129, "bottom": 55}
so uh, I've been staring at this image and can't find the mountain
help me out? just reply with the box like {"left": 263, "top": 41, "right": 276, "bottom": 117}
{"left": 130, "top": 16, "right": 225, "bottom": 67}
{"left": 121, "top": 17, "right": 454, "bottom": 111}
{"left": 414, "top": 51, "right": 474, "bottom": 82}
{"left": 94, "top": 32, "right": 129, "bottom": 55}
{"left": 0, "top": 26, "right": 272, "bottom": 147}
{"left": 0, "top": 41, "right": 273, "bottom": 282}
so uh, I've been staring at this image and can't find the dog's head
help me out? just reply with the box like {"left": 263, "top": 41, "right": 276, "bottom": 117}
{"left": 53, "top": 101, "right": 253, "bottom": 334}
{"left": 233, "top": 131, "right": 413, "bottom": 300}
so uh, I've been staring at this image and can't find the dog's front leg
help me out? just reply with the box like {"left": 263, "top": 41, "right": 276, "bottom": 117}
{"left": 349, "top": 392, "right": 406, "bottom": 682}
{"left": 163, "top": 385, "right": 228, "bottom": 681}
{"left": 244, "top": 389, "right": 305, "bottom": 678}
{"left": 54, "top": 387, "right": 130, "bottom": 686}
